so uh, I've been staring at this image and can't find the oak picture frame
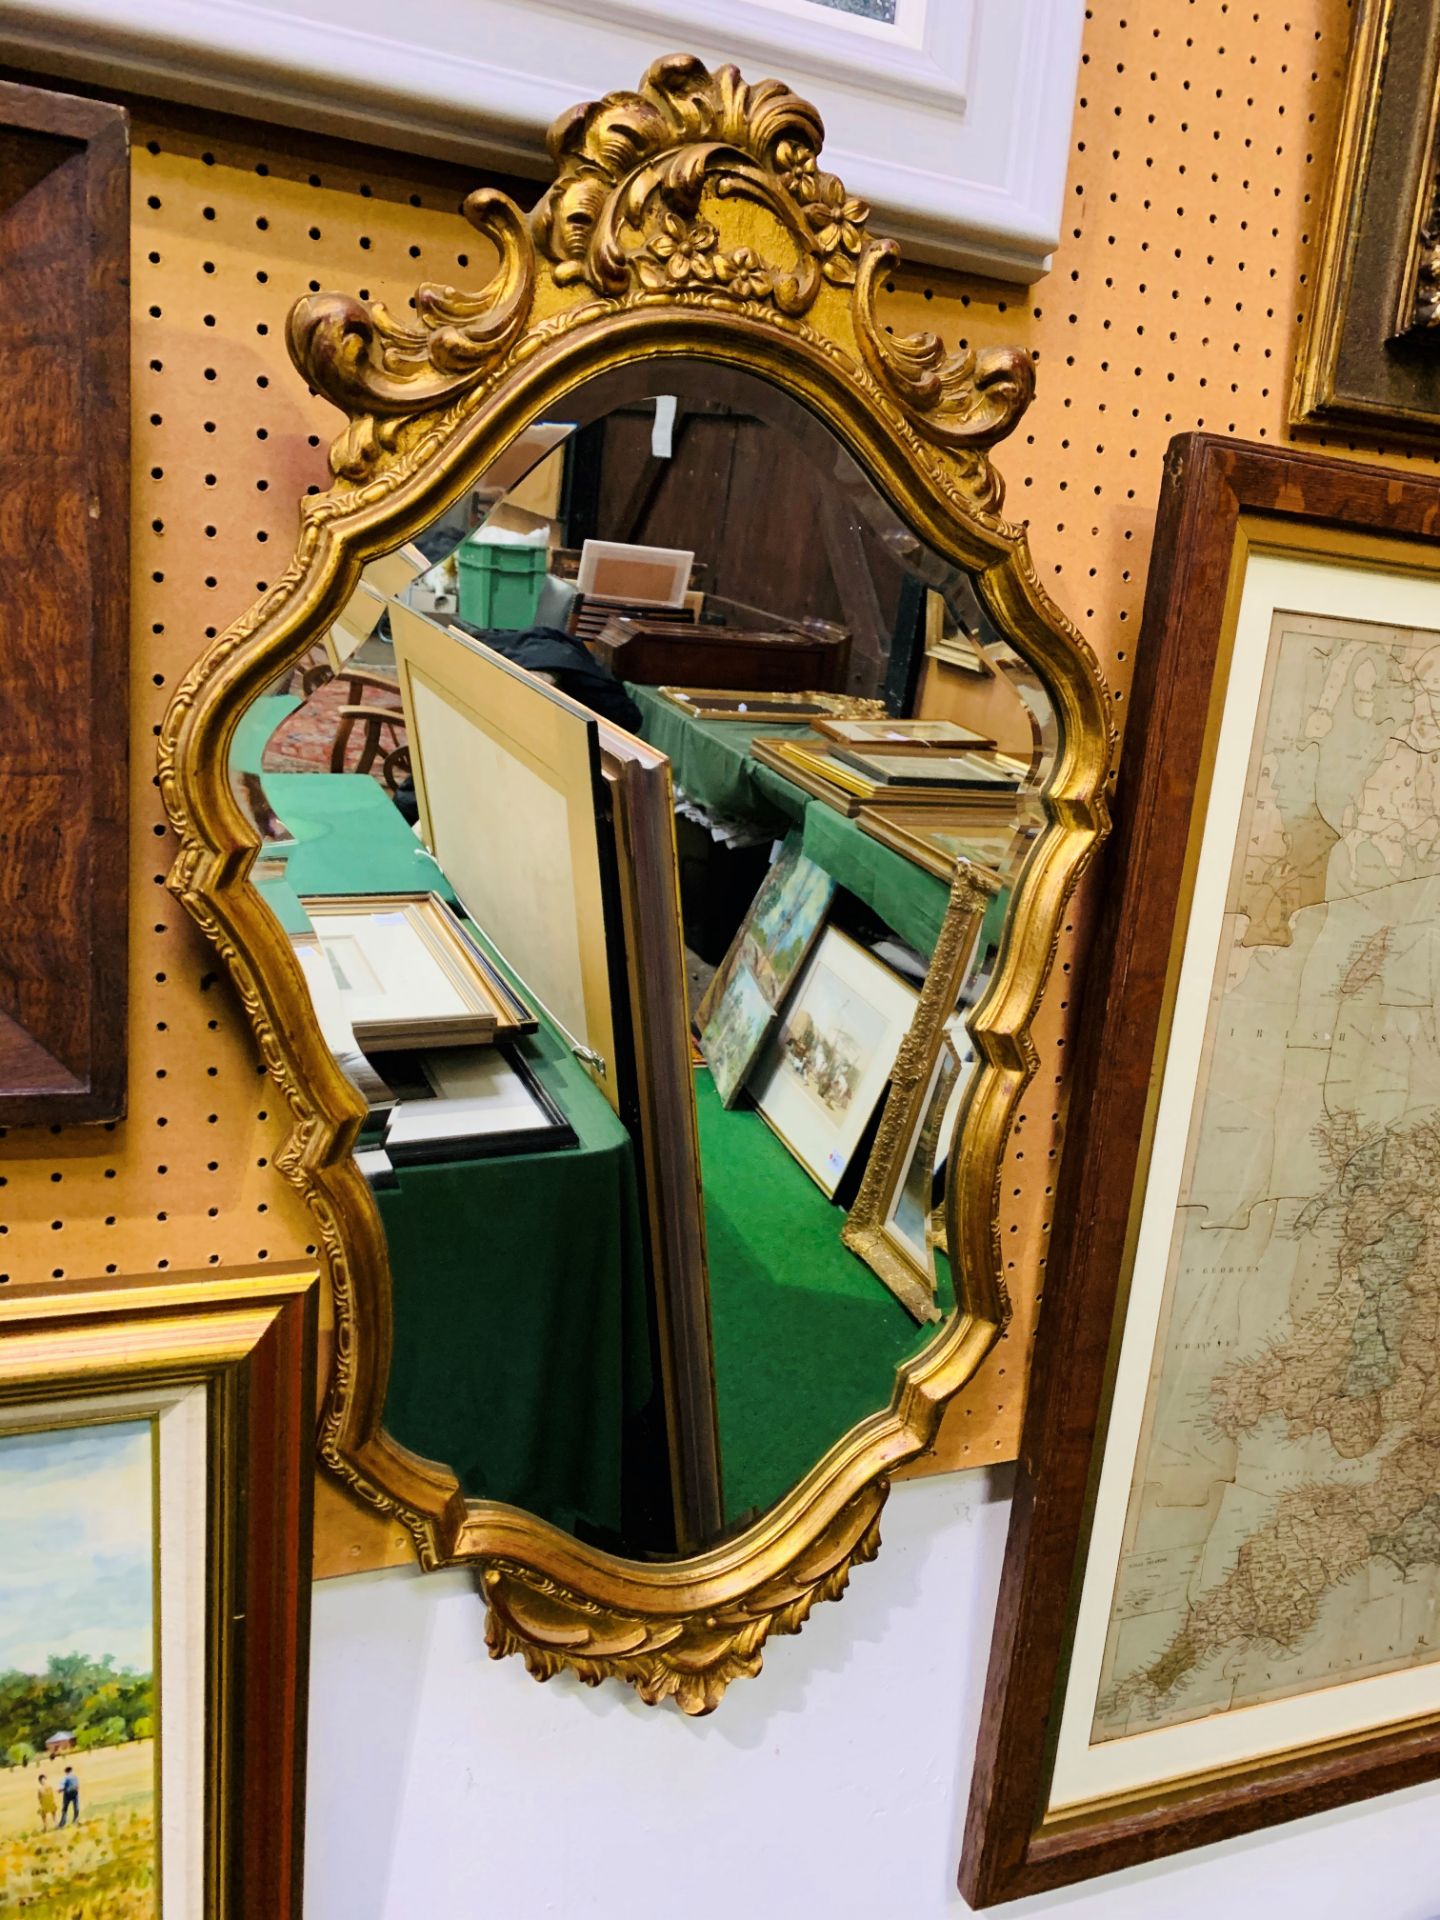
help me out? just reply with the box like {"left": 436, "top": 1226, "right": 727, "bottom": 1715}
{"left": 961, "top": 433, "right": 1440, "bottom": 1905}
{"left": 0, "top": 1266, "right": 318, "bottom": 1918}
{"left": 0, "top": 78, "right": 129, "bottom": 1123}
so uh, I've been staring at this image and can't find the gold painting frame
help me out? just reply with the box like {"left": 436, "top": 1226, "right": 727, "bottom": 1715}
{"left": 159, "top": 53, "right": 1112, "bottom": 1714}
{"left": 1291, "top": 0, "right": 1440, "bottom": 441}
{"left": 0, "top": 1267, "right": 317, "bottom": 1916}
{"left": 842, "top": 863, "right": 998, "bottom": 1324}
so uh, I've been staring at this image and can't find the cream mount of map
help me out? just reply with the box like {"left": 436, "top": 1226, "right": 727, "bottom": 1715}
{"left": 1097, "top": 610, "right": 1440, "bottom": 1738}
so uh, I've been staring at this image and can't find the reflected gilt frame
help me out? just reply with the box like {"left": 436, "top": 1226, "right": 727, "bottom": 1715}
{"left": 842, "top": 860, "right": 998, "bottom": 1325}
{"left": 160, "top": 54, "right": 1112, "bottom": 1713}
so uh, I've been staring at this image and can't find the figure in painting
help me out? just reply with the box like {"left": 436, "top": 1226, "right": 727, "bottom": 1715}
{"left": 56, "top": 1765, "right": 80, "bottom": 1828}
{"left": 0, "top": 1419, "right": 157, "bottom": 1915}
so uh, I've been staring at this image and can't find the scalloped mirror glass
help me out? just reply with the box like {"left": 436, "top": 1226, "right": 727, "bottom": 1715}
{"left": 229, "top": 354, "right": 1054, "bottom": 1557}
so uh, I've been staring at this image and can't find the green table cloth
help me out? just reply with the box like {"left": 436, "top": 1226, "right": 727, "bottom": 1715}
{"left": 695, "top": 1071, "right": 952, "bottom": 1522}
{"left": 248, "top": 765, "right": 654, "bottom": 1547}
{"left": 240, "top": 744, "right": 959, "bottom": 1540}
{"left": 627, "top": 683, "right": 808, "bottom": 830}
{"left": 628, "top": 683, "right": 952, "bottom": 958}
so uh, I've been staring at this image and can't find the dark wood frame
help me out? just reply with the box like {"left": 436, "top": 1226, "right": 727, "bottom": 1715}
{"left": 1291, "top": 0, "right": 1440, "bottom": 442}
{"left": 0, "top": 1266, "right": 316, "bottom": 1918}
{"left": 0, "top": 78, "right": 129, "bottom": 1122}
{"left": 960, "top": 433, "right": 1440, "bottom": 1906}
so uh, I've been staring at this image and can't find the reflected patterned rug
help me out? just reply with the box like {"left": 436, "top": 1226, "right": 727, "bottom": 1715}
{"left": 260, "top": 674, "right": 403, "bottom": 783}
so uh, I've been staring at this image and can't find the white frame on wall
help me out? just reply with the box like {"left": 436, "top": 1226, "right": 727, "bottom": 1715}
{"left": 0, "top": 0, "right": 1085, "bottom": 278}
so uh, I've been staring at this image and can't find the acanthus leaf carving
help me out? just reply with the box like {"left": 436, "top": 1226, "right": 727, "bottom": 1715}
{"left": 854, "top": 242, "right": 1035, "bottom": 459}
{"left": 478, "top": 1483, "right": 886, "bottom": 1715}
{"left": 284, "top": 52, "right": 1032, "bottom": 500}
{"left": 530, "top": 53, "right": 851, "bottom": 314}
{"left": 286, "top": 188, "right": 537, "bottom": 478}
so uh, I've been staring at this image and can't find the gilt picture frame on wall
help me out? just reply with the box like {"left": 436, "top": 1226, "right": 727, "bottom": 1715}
{"left": 962, "top": 434, "right": 1440, "bottom": 1904}
{"left": 0, "top": 1267, "right": 316, "bottom": 1919}
{"left": 1292, "top": 0, "right": 1440, "bottom": 441}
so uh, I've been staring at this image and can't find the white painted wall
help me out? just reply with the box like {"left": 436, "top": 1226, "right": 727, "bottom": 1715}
{"left": 305, "top": 1470, "right": 1440, "bottom": 1920}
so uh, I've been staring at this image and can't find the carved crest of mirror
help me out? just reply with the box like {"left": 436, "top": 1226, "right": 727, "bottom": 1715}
{"left": 160, "top": 53, "right": 1111, "bottom": 1713}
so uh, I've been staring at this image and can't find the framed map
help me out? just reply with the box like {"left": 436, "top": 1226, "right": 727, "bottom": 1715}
{"left": 962, "top": 436, "right": 1440, "bottom": 1904}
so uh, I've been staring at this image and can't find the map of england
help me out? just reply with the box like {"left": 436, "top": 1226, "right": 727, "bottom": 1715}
{"left": 1095, "top": 612, "right": 1440, "bottom": 1740}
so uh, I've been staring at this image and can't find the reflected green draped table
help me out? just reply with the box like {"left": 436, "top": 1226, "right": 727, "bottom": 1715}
{"left": 250, "top": 756, "right": 958, "bottom": 1537}
{"left": 254, "top": 768, "right": 654, "bottom": 1548}
{"left": 695, "top": 1073, "right": 952, "bottom": 1521}
{"left": 627, "top": 682, "right": 952, "bottom": 958}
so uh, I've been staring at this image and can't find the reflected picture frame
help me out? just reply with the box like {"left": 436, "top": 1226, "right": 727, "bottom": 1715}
{"left": 747, "top": 925, "right": 919, "bottom": 1198}
{"left": 859, "top": 801, "right": 1038, "bottom": 884}
{"left": 697, "top": 831, "right": 836, "bottom": 1106}
{"left": 843, "top": 863, "right": 996, "bottom": 1323}
{"left": 0, "top": 1267, "right": 317, "bottom": 1919}
{"left": 294, "top": 891, "right": 535, "bottom": 1052}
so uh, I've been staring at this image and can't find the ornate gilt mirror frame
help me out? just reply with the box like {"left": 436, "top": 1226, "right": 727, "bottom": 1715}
{"left": 159, "top": 54, "right": 1112, "bottom": 1713}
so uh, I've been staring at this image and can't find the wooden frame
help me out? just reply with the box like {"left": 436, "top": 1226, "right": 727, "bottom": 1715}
{"left": 389, "top": 603, "right": 620, "bottom": 1087}
{"left": 1291, "top": 0, "right": 1440, "bottom": 441}
{"left": 294, "top": 891, "right": 534, "bottom": 1052}
{"left": 656, "top": 687, "right": 884, "bottom": 724}
{"left": 753, "top": 734, "right": 1022, "bottom": 814}
{"left": 160, "top": 54, "right": 1111, "bottom": 1713}
{"left": 859, "top": 803, "right": 1035, "bottom": 884}
{"left": 962, "top": 432, "right": 1440, "bottom": 1904}
{"left": 0, "top": 78, "right": 129, "bottom": 1122}
{"left": 0, "top": 1266, "right": 317, "bottom": 1918}
{"left": 811, "top": 715, "right": 994, "bottom": 748}
{"left": 381, "top": 1043, "right": 578, "bottom": 1164}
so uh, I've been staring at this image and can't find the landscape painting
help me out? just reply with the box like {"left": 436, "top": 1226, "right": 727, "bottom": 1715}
{"left": 805, "top": 0, "right": 898, "bottom": 18}
{"left": 750, "top": 928, "right": 919, "bottom": 1194}
{"left": 699, "top": 833, "right": 835, "bottom": 1107}
{"left": 0, "top": 1419, "right": 157, "bottom": 1917}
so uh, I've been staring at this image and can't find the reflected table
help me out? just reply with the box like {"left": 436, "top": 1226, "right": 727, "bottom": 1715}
{"left": 254, "top": 769, "right": 656, "bottom": 1548}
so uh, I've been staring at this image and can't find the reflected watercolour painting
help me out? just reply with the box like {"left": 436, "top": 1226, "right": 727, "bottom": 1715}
{"left": 0, "top": 1421, "right": 157, "bottom": 1917}
{"left": 699, "top": 833, "right": 835, "bottom": 1106}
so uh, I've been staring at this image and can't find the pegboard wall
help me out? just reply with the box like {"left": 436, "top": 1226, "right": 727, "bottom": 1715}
{"left": 0, "top": 0, "right": 1419, "bottom": 1563}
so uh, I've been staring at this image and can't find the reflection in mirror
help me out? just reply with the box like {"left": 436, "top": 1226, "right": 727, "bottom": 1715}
{"left": 230, "top": 359, "right": 1054, "bottom": 1559}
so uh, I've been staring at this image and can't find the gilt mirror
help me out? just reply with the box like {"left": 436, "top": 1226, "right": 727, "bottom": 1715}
{"left": 161, "top": 54, "right": 1111, "bottom": 1711}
